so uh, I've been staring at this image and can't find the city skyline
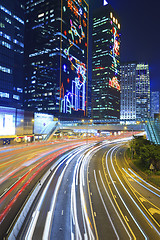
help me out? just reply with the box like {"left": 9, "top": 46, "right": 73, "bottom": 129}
{"left": 0, "top": 0, "right": 158, "bottom": 121}
{"left": 91, "top": 0, "right": 160, "bottom": 91}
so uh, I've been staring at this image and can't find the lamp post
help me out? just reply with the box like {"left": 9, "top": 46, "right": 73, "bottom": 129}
{"left": 131, "top": 128, "right": 133, "bottom": 161}
{"left": 124, "top": 126, "right": 127, "bottom": 138}
{"left": 20, "top": 119, "right": 24, "bottom": 135}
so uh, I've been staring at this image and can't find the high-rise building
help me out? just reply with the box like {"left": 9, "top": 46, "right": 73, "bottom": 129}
{"left": 120, "top": 62, "right": 150, "bottom": 121}
{"left": 136, "top": 63, "right": 150, "bottom": 120}
{"left": 24, "top": 0, "right": 89, "bottom": 119}
{"left": 120, "top": 63, "right": 136, "bottom": 121}
{"left": 151, "top": 91, "right": 160, "bottom": 118}
{"left": 0, "top": 0, "right": 24, "bottom": 109}
{"left": 92, "top": 4, "right": 121, "bottom": 120}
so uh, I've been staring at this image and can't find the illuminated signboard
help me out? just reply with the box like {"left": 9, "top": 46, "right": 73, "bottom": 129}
{"left": 0, "top": 107, "right": 15, "bottom": 135}
{"left": 60, "top": 0, "right": 88, "bottom": 116}
{"left": 34, "top": 113, "right": 54, "bottom": 134}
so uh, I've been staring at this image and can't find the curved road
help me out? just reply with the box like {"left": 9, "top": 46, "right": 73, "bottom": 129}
{"left": 1, "top": 138, "right": 160, "bottom": 239}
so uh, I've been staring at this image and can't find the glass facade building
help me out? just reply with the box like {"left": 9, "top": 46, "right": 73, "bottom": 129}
{"left": 0, "top": 0, "right": 24, "bottom": 109}
{"left": 136, "top": 63, "right": 150, "bottom": 120}
{"left": 24, "top": 0, "right": 89, "bottom": 119}
{"left": 120, "top": 63, "right": 136, "bottom": 120}
{"left": 151, "top": 91, "right": 160, "bottom": 118}
{"left": 92, "top": 4, "right": 121, "bottom": 120}
{"left": 120, "top": 62, "right": 150, "bottom": 121}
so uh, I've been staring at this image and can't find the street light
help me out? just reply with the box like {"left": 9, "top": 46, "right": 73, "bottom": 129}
{"left": 131, "top": 128, "right": 133, "bottom": 161}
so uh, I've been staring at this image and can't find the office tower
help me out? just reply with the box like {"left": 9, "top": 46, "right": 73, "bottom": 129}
{"left": 120, "top": 63, "right": 136, "bottom": 121}
{"left": 92, "top": 4, "right": 121, "bottom": 120}
{"left": 24, "top": 0, "right": 89, "bottom": 119}
{"left": 136, "top": 63, "right": 150, "bottom": 120}
{"left": 0, "top": 0, "right": 24, "bottom": 109}
{"left": 120, "top": 62, "right": 150, "bottom": 121}
{"left": 151, "top": 91, "right": 160, "bottom": 118}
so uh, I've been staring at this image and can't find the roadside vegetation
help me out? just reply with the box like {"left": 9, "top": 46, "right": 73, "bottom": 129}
{"left": 127, "top": 136, "right": 160, "bottom": 187}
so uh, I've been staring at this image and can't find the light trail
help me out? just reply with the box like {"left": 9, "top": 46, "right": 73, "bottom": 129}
{"left": 26, "top": 149, "right": 79, "bottom": 240}
{"left": 70, "top": 144, "right": 101, "bottom": 239}
{"left": 122, "top": 168, "right": 160, "bottom": 198}
{"left": 78, "top": 144, "right": 107, "bottom": 239}
{"left": 94, "top": 170, "right": 120, "bottom": 240}
{"left": 109, "top": 145, "right": 160, "bottom": 237}
{"left": 43, "top": 147, "right": 86, "bottom": 240}
{"left": 128, "top": 168, "right": 160, "bottom": 193}
{"left": 0, "top": 143, "right": 82, "bottom": 223}
{"left": 106, "top": 146, "right": 148, "bottom": 239}
{"left": 98, "top": 170, "right": 132, "bottom": 239}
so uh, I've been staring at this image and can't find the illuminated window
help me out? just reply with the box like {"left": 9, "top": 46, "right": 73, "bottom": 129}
{"left": 38, "top": 13, "right": 44, "bottom": 18}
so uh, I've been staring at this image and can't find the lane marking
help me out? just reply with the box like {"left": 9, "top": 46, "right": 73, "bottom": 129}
{"left": 109, "top": 145, "right": 160, "bottom": 237}
{"left": 94, "top": 170, "right": 120, "bottom": 240}
{"left": 99, "top": 168, "right": 132, "bottom": 240}
{"left": 123, "top": 168, "right": 160, "bottom": 198}
{"left": 148, "top": 208, "right": 160, "bottom": 216}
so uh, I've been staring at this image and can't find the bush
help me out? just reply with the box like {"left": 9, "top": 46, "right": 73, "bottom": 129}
{"left": 130, "top": 136, "right": 160, "bottom": 171}
{"left": 155, "top": 171, "right": 160, "bottom": 176}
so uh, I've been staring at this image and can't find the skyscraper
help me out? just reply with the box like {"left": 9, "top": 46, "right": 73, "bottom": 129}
{"left": 151, "top": 91, "right": 160, "bottom": 118}
{"left": 24, "top": 0, "right": 89, "bottom": 119}
{"left": 120, "top": 62, "right": 150, "bottom": 121}
{"left": 0, "top": 0, "right": 24, "bottom": 109}
{"left": 136, "top": 63, "right": 150, "bottom": 120}
{"left": 120, "top": 63, "right": 136, "bottom": 121}
{"left": 92, "top": 4, "right": 121, "bottom": 120}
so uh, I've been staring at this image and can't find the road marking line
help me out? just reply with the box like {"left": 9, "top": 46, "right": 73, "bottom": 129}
{"left": 25, "top": 211, "right": 40, "bottom": 240}
{"left": 94, "top": 170, "right": 120, "bottom": 240}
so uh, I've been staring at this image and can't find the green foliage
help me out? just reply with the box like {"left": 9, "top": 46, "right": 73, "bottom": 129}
{"left": 130, "top": 136, "right": 160, "bottom": 171}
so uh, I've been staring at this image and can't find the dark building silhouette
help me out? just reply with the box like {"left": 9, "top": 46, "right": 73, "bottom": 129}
{"left": 24, "top": 0, "right": 89, "bottom": 119}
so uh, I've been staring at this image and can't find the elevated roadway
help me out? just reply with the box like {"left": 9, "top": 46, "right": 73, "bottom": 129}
{"left": 59, "top": 122, "right": 145, "bottom": 132}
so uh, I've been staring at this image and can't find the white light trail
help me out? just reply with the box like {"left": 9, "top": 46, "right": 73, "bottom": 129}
{"left": 123, "top": 168, "right": 160, "bottom": 198}
{"left": 107, "top": 145, "right": 160, "bottom": 237}
{"left": 128, "top": 168, "right": 160, "bottom": 193}
{"left": 106, "top": 146, "right": 148, "bottom": 239}
{"left": 25, "top": 150, "right": 78, "bottom": 240}
{"left": 94, "top": 170, "right": 120, "bottom": 240}
{"left": 98, "top": 170, "right": 132, "bottom": 239}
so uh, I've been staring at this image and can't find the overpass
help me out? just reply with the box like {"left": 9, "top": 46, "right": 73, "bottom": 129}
{"left": 59, "top": 122, "right": 145, "bottom": 132}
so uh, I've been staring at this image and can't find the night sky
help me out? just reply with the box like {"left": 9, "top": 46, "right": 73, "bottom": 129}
{"left": 90, "top": 0, "right": 160, "bottom": 91}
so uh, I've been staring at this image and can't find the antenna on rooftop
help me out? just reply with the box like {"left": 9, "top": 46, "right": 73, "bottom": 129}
{"left": 103, "top": 0, "right": 108, "bottom": 5}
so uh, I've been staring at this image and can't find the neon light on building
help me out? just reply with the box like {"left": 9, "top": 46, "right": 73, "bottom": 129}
{"left": 110, "top": 14, "right": 120, "bottom": 91}
{"left": 60, "top": 0, "right": 88, "bottom": 116}
{"left": 109, "top": 76, "right": 120, "bottom": 90}
{"left": 92, "top": 5, "right": 120, "bottom": 120}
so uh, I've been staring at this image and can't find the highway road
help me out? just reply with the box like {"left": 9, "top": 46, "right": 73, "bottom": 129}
{"left": 87, "top": 141, "right": 160, "bottom": 239}
{"left": 0, "top": 139, "right": 93, "bottom": 238}
{"left": 1, "top": 137, "right": 160, "bottom": 239}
